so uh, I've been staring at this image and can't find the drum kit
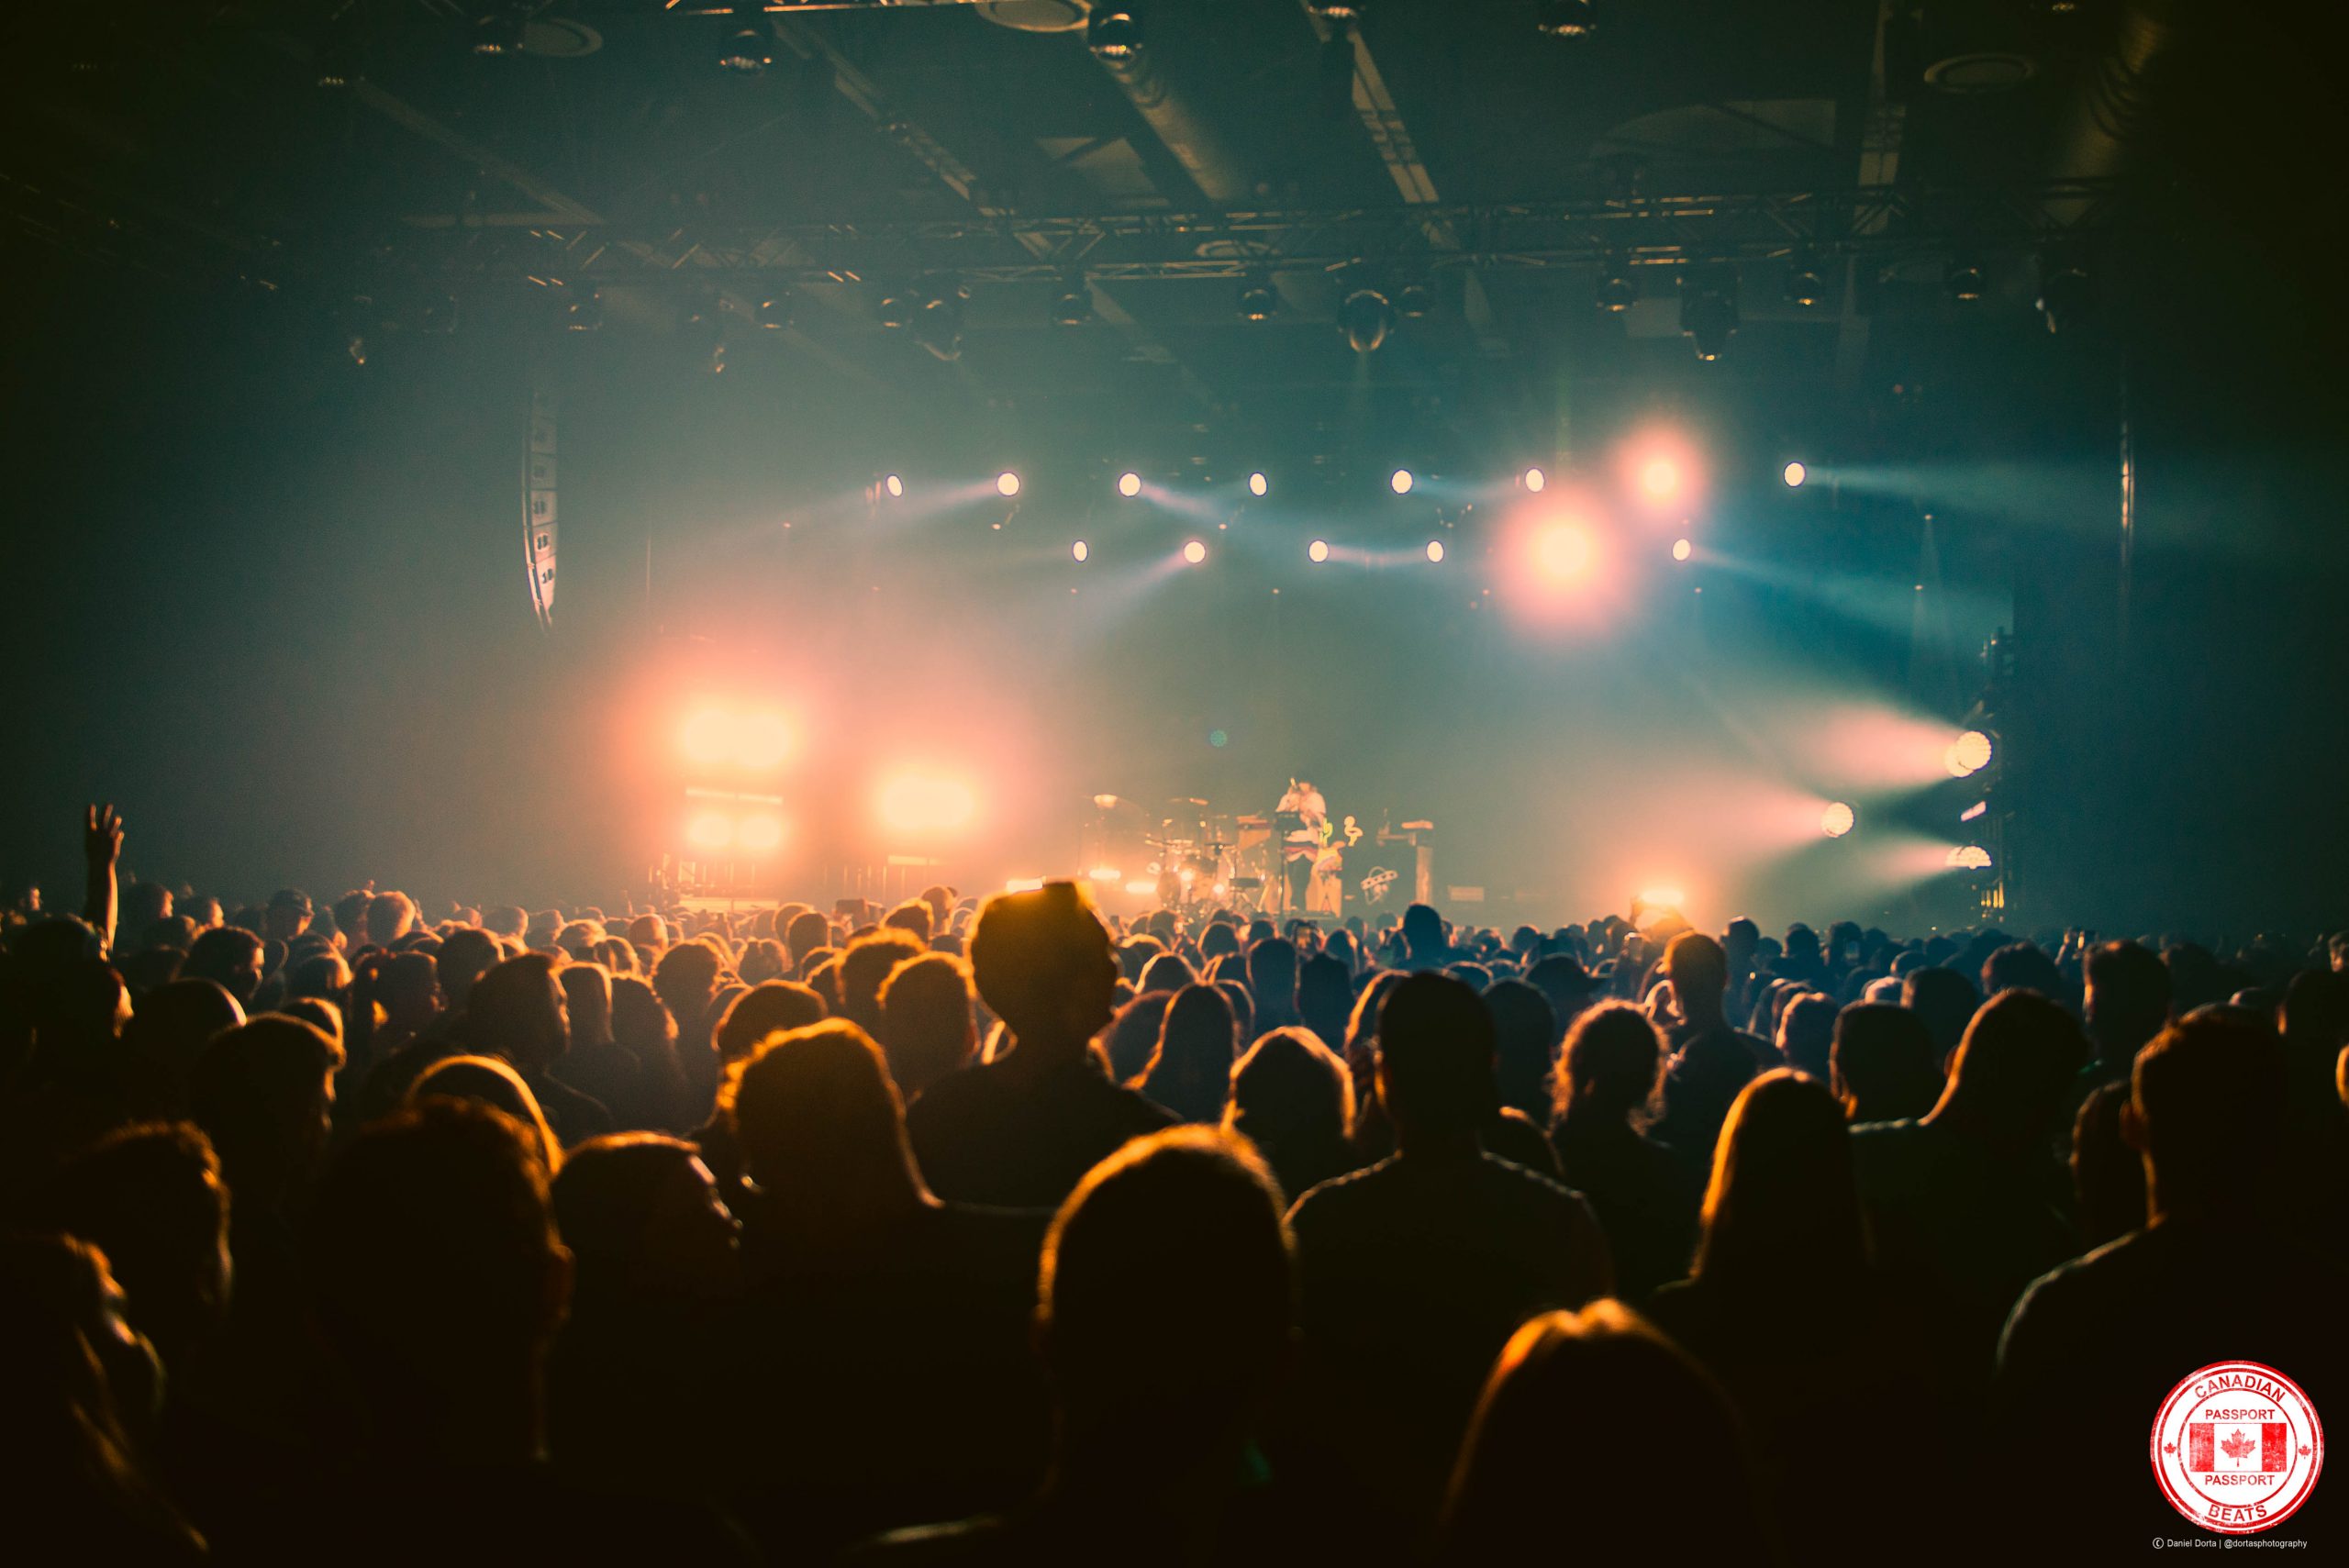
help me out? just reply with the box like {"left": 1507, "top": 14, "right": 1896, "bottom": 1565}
{"left": 1141, "top": 798, "right": 1276, "bottom": 913}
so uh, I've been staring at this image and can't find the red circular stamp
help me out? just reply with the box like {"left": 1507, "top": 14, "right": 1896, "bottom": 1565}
{"left": 2151, "top": 1361, "right": 2324, "bottom": 1534}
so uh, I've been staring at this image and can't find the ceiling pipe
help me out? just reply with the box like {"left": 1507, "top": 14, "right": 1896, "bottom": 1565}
{"left": 1087, "top": 8, "right": 1252, "bottom": 205}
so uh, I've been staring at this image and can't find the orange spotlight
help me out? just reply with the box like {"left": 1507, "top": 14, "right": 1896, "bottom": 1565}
{"left": 1072, "top": 539, "right": 1089, "bottom": 562}
{"left": 1248, "top": 472, "right": 1269, "bottom": 496}
{"left": 1425, "top": 539, "right": 1446, "bottom": 563}
{"left": 685, "top": 809, "right": 736, "bottom": 850}
{"left": 734, "top": 712, "right": 794, "bottom": 771}
{"left": 680, "top": 709, "right": 738, "bottom": 766}
{"left": 996, "top": 471, "right": 1020, "bottom": 497}
{"left": 879, "top": 773, "right": 977, "bottom": 835}
{"left": 1946, "top": 729, "right": 1994, "bottom": 777}
{"left": 1308, "top": 539, "right": 1330, "bottom": 563}
{"left": 1820, "top": 801, "right": 1855, "bottom": 839}
{"left": 1532, "top": 519, "right": 1598, "bottom": 584}
{"left": 1522, "top": 466, "right": 1546, "bottom": 493}
{"left": 1671, "top": 537, "right": 1693, "bottom": 562}
{"left": 1183, "top": 539, "right": 1208, "bottom": 564}
{"left": 1117, "top": 471, "right": 1142, "bottom": 497}
{"left": 1639, "top": 457, "right": 1681, "bottom": 501}
{"left": 737, "top": 814, "right": 785, "bottom": 852}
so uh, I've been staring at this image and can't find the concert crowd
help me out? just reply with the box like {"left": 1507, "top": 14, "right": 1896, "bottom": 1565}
{"left": 3, "top": 805, "right": 2344, "bottom": 1563}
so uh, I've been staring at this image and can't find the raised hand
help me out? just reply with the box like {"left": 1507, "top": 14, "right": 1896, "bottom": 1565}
{"left": 83, "top": 802, "right": 123, "bottom": 868}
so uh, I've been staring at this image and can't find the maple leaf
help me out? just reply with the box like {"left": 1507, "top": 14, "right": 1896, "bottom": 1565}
{"left": 2221, "top": 1429, "right": 2256, "bottom": 1462}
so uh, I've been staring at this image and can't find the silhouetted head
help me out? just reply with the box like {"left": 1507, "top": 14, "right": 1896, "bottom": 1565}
{"left": 365, "top": 892, "right": 417, "bottom": 950}
{"left": 182, "top": 927, "right": 264, "bottom": 1007}
{"left": 1936, "top": 988, "right": 2086, "bottom": 1140}
{"left": 883, "top": 900, "right": 933, "bottom": 945}
{"left": 412, "top": 1054, "right": 563, "bottom": 1174}
{"left": 468, "top": 953, "right": 570, "bottom": 1073}
{"left": 1225, "top": 1028, "right": 1353, "bottom": 1170}
{"left": 1555, "top": 1000, "right": 1664, "bottom": 1127}
{"left": 558, "top": 962, "right": 615, "bottom": 1051}
{"left": 1137, "top": 951, "right": 1196, "bottom": 997}
{"left": 1400, "top": 903, "right": 1446, "bottom": 959}
{"left": 2130, "top": 1009, "right": 2288, "bottom": 1216}
{"left": 2071, "top": 1079, "right": 2144, "bottom": 1249}
{"left": 839, "top": 929, "right": 925, "bottom": 1036}
{"left": 307, "top": 1100, "right": 570, "bottom": 1453}
{"left": 1375, "top": 973, "right": 1498, "bottom": 1147}
{"left": 1039, "top": 1128, "right": 1292, "bottom": 1455}
{"left": 190, "top": 1016, "right": 343, "bottom": 1203}
{"left": 724, "top": 1020, "right": 924, "bottom": 1218}
{"left": 1982, "top": 940, "right": 2062, "bottom": 1000}
{"left": 1664, "top": 932, "right": 1728, "bottom": 1021}
{"left": 1696, "top": 1070, "right": 1866, "bottom": 1285}
{"left": 713, "top": 980, "right": 828, "bottom": 1064}
{"left": 2081, "top": 940, "right": 2169, "bottom": 1064}
{"left": 1776, "top": 992, "right": 1838, "bottom": 1079}
{"left": 1830, "top": 1003, "right": 1942, "bottom": 1122}
{"left": 968, "top": 882, "right": 1118, "bottom": 1052}
{"left": 1482, "top": 979, "right": 1559, "bottom": 1123}
{"left": 1441, "top": 1300, "right": 1765, "bottom": 1565}
{"left": 551, "top": 1134, "right": 737, "bottom": 1307}
{"left": 42, "top": 1122, "right": 229, "bottom": 1356}
{"left": 877, "top": 953, "right": 976, "bottom": 1102}
{"left": 436, "top": 927, "right": 503, "bottom": 1011}
{"left": 122, "top": 979, "right": 244, "bottom": 1098}
{"left": 1900, "top": 965, "right": 1981, "bottom": 1062}
{"left": 1139, "top": 984, "right": 1240, "bottom": 1125}
{"left": 651, "top": 941, "right": 724, "bottom": 1027}
{"left": 1246, "top": 937, "right": 1299, "bottom": 1016}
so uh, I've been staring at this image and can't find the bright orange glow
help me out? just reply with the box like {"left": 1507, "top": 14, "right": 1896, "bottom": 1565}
{"left": 1183, "top": 539, "right": 1207, "bottom": 564}
{"left": 879, "top": 774, "right": 977, "bottom": 835}
{"left": 1425, "top": 539, "right": 1445, "bottom": 563}
{"left": 1533, "top": 521, "right": 1598, "bottom": 584}
{"left": 733, "top": 713, "right": 793, "bottom": 771}
{"left": 884, "top": 473, "right": 904, "bottom": 498}
{"left": 1947, "top": 844, "right": 1992, "bottom": 870}
{"left": 1783, "top": 461, "right": 1807, "bottom": 488}
{"left": 1308, "top": 539, "right": 1330, "bottom": 563}
{"left": 685, "top": 810, "right": 736, "bottom": 850}
{"left": 680, "top": 709, "right": 736, "bottom": 766}
{"left": 996, "top": 471, "right": 1020, "bottom": 497}
{"left": 1072, "top": 539, "right": 1089, "bottom": 562}
{"left": 1248, "top": 472, "right": 1268, "bottom": 496}
{"left": 737, "top": 814, "right": 785, "bottom": 852}
{"left": 1004, "top": 876, "right": 1046, "bottom": 893}
{"left": 1637, "top": 885, "right": 1687, "bottom": 911}
{"left": 1947, "top": 729, "right": 1994, "bottom": 777}
{"left": 1820, "top": 801, "right": 1855, "bottom": 838}
{"left": 1671, "top": 537, "right": 1692, "bottom": 562}
{"left": 1117, "top": 471, "right": 1141, "bottom": 497}
{"left": 1523, "top": 467, "right": 1546, "bottom": 493}
{"left": 1390, "top": 469, "right": 1414, "bottom": 495}
{"left": 1639, "top": 458, "right": 1680, "bottom": 500}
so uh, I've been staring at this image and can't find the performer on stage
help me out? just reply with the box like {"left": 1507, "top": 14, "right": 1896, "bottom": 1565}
{"left": 1275, "top": 779, "right": 1327, "bottom": 915}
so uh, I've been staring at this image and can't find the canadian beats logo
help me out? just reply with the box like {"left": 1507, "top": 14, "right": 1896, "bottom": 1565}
{"left": 2152, "top": 1362, "right": 2324, "bottom": 1533}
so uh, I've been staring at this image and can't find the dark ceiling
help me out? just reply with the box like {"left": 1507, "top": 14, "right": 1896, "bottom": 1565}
{"left": 0, "top": 1, "right": 2331, "bottom": 465}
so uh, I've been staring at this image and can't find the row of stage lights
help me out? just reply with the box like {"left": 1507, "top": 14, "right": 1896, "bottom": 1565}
{"left": 674, "top": 706, "right": 983, "bottom": 861}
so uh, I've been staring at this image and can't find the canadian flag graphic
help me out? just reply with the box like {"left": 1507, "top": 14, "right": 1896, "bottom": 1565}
{"left": 2188, "top": 1423, "right": 2290, "bottom": 1472}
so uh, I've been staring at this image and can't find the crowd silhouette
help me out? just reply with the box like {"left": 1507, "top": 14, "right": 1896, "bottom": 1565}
{"left": 2, "top": 804, "right": 2345, "bottom": 1562}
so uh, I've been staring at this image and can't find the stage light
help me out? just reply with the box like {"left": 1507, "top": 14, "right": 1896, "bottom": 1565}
{"left": 875, "top": 290, "right": 919, "bottom": 329}
{"left": 1050, "top": 276, "right": 1095, "bottom": 328}
{"left": 1947, "top": 844, "right": 1993, "bottom": 871}
{"left": 1308, "top": 539, "right": 1330, "bottom": 563}
{"left": 1396, "top": 281, "right": 1435, "bottom": 318}
{"left": 996, "top": 471, "right": 1020, "bottom": 497}
{"left": 1672, "top": 538, "right": 1692, "bottom": 562}
{"left": 1093, "top": 794, "right": 1120, "bottom": 811}
{"left": 1238, "top": 277, "right": 1279, "bottom": 322}
{"left": 1637, "top": 885, "right": 1687, "bottom": 911}
{"left": 562, "top": 289, "right": 602, "bottom": 333}
{"left": 1639, "top": 458, "right": 1682, "bottom": 501}
{"left": 912, "top": 292, "right": 964, "bottom": 361}
{"left": 1820, "top": 802, "right": 1856, "bottom": 839}
{"left": 471, "top": 13, "right": 526, "bottom": 56}
{"left": 1946, "top": 256, "right": 1986, "bottom": 304}
{"left": 1533, "top": 521, "right": 1598, "bottom": 584}
{"left": 1785, "top": 251, "right": 1827, "bottom": 308}
{"left": 1122, "top": 878, "right": 1157, "bottom": 896}
{"left": 2037, "top": 258, "right": 2093, "bottom": 334}
{"left": 1536, "top": 0, "right": 1597, "bottom": 36}
{"left": 1248, "top": 472, "right": 1269, "bottom": 496}
{"left": 1004, "top": 877, "right": 1047, "bottom": 894}
{"left": 1680, "top": 272, "right": 1740, "bottom": 361}
{"left": 1390, "top": 468, "right": 1414, "bottom": 495}
{"left": 737, "top": 814, "right": 785, "bottom": 853}
{"left": 1117, "top": 471, "right": 1142, "bottom": 498}
{"left": 1523, "top": 467, "right": 1546, "bottom": 493}
{"left": 1960, "top": 800, "right": 1987, "bottom": 823}
{"left": 1307, "top": 2, "right": 1364, "bottom": 22}
{"left": 1341, "top": 288, "right": 1397, "bottom": 353}
{"left": 1783, "top": 461, "right": 1807, "bottom": 487}
{"left": 1946, "top": 729, "right": 1994, "bottom": 777}
{"left": 1425, "top": 539, "right": 1446, "bottom": 563}
{"left": 1086, "top": 6, "right": 1143, "bottom": 59}
{"left": 1087, "top": 865, "right": 1122, "bottom": 884}
{"left": 734, "top": 713, "right": 794, "bottom": 772}
{"left": 686, "top": 810, "right": 736, "bottom": 851}
{"left": 884, "top": 473, "right": 904, "bottom": 498}
{"left": 879, "top": 775, "right": 977, "bottom": 835}
{"left": 1183, "top": 539, "right": 1208, "bottom": 564}
{"left": 1595, "top": 256, "right": 1639, "bottom": 313}
{"left": 718, "top": 25, "right": 773, "bottom": 74}
{"left": 755, "top": 294, "right": 794, "bottom": 330}
{"left": 1072, "top": 539, "right": 1089, "bottom": 562}
{"left": 681, "top": 709, "right": 737, "bottom": 767}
